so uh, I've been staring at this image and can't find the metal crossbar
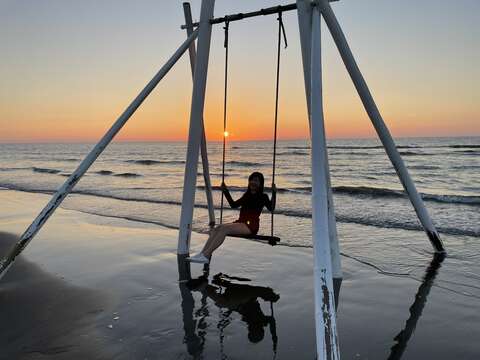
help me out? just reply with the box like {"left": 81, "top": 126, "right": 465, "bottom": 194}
{"left": 180, "top": 1, "right": 339, "bottom": 29}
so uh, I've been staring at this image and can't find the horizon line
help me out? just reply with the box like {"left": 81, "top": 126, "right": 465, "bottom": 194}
{"left": 1, "top": 134, "right": 479, "bottom": 145}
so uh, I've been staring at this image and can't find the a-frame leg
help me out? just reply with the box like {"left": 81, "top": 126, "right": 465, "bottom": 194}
{"left": 178, "top": 0, "right": 215, "bottom": 255}
{"left": 318, "top": 0, "right": 444, "bottom": 253}
{"left": 310, "top": 3, "right": 341, "bottom": 359}
{"left": 183, "top": 2, "right": 216, "bottom": 228}
{"left": 297, "top": 0, "right": 343, "bottom": 285}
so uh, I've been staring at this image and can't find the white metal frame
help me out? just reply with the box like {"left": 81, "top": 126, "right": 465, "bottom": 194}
{"left": 317, "top": 0, "right": 444, "bottom": 253}
{"left": 297, "top": 0, "right": 342, "bottom": 283}
{"left": 310, "top": 3, "right": 341, "bottom": 357}
{"left": 183, "top": 2, "right": 216, "bottom": 228}
{"left": 0, "top": 1, "right": 447, "bottom": 358}
{"left": 177, "top": 0, "right": 215, "bottom": 255}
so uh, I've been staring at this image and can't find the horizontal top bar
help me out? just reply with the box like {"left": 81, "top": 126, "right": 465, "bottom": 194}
{"left": 181, "top": 1, "right": 338, "bottom": 29}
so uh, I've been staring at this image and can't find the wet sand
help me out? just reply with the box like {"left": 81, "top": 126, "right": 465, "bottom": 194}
{"left": 1, "top": 190, "right": 479, "bottom": 359}
{"left": 1, "top": 232, "right": 110, "bottom": 359}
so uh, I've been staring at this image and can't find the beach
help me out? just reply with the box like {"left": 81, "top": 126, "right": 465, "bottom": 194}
{"left": 1, "top": 0, "right": 478, "bottom": 356}
{"left": 1, "top": 189, "right": 479, "bottom": 359}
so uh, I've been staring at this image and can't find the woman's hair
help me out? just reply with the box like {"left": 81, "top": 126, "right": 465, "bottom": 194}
{"left": 248, "top": 172, "right": 264, "bottom": 194}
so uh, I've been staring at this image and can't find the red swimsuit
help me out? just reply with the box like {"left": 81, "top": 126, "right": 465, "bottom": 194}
{"left": 223, "top": 189, "right": 275, "bottom": 235}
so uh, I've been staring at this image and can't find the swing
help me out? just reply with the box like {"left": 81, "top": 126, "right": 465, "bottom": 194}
{"left": 218, "top": 13, "right": 287, "bottom": 247}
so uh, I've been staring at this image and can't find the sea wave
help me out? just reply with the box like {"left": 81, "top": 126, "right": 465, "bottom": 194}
{"left": 327, "top": 145, "right": 384, "bottom": 149}
{"left": 198, "top": 185, "right": 297, "bottom": 194}
{"left": 326, "top": 144, "right": 480, "bottom": 150}
{"left": 327, "top": 145, "right": 421, "bottom": 150}
{"left": 448, "top": 144, "right": 480, "bottom": 149}
{"left": 114, "top": 172, "right": 142, "bottom": 178}
{"left": 32, "top": 167, "right": 61, "bottom": 174}
{"left": 452, "top": 165, "right": 480, "bottom": 170}
{"left": 227, "top": 161, "right": 263, "bottom": 167}
{"left": 198, "top": 172, "right": 231, "bottom": 177}
{"left": 0, "top": 167, "right": 32, "bottom": 172}
{"left": 398, "top": 151, "right": 437, "bottom": 156}
{"left": 199, "top": 185, "right": 245, "bottom": 192}
{"left": 408, "top": 165, "right": 441, "bottom": 170}
{"left": 422, "top": 193, "right": 480, "bottom": 206}
{"left": 198, "top": 184, "right": 480, "bottom": 206}
{"left": 126, "top": 159, "right": 185, "bottom": 165}
{"left": 277, "top": 150, "right": 309, "bottom": 156}
{"left": 329, "top": 151, "right": 371, "bottom": 156}
{"left": 334, "top": 186, "right": 480, "bottom": 206}
{"left": 457, "top": 150, "right": 480, "bottom": 155}
{"left": 1, "top": 184, "right": 478, "bottom": 238}
{"left": 272, "top": 208, "right": 479, "bottom": 237}
{"left": 285, "top": 146, "right": 309, "bottom": 150}
{"left": 96, "top": 170, "right": 114, "bottom": 175}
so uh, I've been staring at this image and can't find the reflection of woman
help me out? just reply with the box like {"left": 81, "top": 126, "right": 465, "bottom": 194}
{"left": 239, "top": 298, "right": 273, "bottom": 343}
{"left": 187, "top": 172, "right": 276, "bottom": 264}
{"left": 189, "top": 274, "right": 279, "bottom": 344}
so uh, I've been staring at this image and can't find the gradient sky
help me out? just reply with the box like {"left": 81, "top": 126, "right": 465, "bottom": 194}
{"left": 0, "top": 0, "right": 478, "bottom": 142}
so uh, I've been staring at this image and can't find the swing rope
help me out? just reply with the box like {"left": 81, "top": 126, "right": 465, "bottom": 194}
{"left": 271, "top": 11, "right": 287, "bottom": 237}
{"left": 219, "top": 13, "right": 287, "bottom": 242}
{"left": 220, "top": 20, "right": 230, "bottom": 225}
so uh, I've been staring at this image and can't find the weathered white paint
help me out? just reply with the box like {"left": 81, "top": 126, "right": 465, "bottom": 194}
{"left": 178, "top": 0, "right": 215, "bottom": 255}
{"left": 297, "top": 0, "right": 342, "bottom": 281}
{"left": 318, "top": 0, "right": 444, "bottom": 253}
{"left": 310, "top": 4, "right": 340, "bottom": 359}
{"left": 0, "top": 29, "right": 199, "bottom": 280}
{"left": 183, "top": 2, "right": 216, "bottom": 227}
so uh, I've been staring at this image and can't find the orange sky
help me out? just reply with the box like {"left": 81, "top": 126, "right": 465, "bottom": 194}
{"left": 0, "top": 1, "right": 478, "bottom": 143}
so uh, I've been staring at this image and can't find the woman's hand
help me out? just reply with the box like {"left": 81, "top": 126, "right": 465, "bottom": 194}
{"left": 220, "top": 181, "right": 227, "bottom": 193}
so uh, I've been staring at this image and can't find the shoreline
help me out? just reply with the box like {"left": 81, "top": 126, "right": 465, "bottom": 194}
{"left": 1, "top": 189, "right": 479, "bottom": 359}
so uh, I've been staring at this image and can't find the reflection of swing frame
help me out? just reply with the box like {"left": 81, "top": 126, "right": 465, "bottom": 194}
{"left": 0, "top": 1, "right": 446, "bottom": 359}
{"left": 388, "top": 254, "right": 445, "bottom": 360}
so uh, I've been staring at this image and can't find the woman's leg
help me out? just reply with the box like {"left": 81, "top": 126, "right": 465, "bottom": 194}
{"left": 200, "top": 226, "right": 222, "bottom": 255}
{"left": 202, "top": 223, "right": 251, "bottom": 257}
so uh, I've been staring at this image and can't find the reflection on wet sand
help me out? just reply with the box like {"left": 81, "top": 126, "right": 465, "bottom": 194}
{"left": 177, "top": 255, "right": 280, "bottom": 359}
{"left": 388, "top": 253, "right": 446, "bottom": 360}
{"left": 177, "top": 254, "right": 207, "bottom": 358}
{"left": 0, "top": 232, "right": 107, "bottom": 359}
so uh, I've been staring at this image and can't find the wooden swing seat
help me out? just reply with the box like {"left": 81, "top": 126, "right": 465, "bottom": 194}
{"left": 228, "top": 234, "right": 280, "bottom": 246}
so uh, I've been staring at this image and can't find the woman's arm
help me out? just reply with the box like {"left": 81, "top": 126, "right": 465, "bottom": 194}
{"left": 264, "top": 185, "right": 276, "bottom": 212}
{"left": 222, "top": 182, "right": 244, "bottom": 209}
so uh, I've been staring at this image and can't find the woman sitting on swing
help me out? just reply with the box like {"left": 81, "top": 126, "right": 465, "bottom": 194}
{"left": 187, "top": 172, "right": 276, "bottom": 264}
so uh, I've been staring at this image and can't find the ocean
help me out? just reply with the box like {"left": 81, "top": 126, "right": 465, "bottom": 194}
{"left": 0, "top": 137, "right": 479, "bottom": 300}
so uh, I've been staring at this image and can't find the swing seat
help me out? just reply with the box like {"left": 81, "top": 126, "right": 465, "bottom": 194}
{"left": 228, "top": 234, "right": 280, "bottom": 246}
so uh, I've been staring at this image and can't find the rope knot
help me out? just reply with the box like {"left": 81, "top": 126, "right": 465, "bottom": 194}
{"left": 223, "top": 20, "right": 230, "bottom": 48}
{"left": 277, "top": 12, "right": 288, "bottom": 49}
